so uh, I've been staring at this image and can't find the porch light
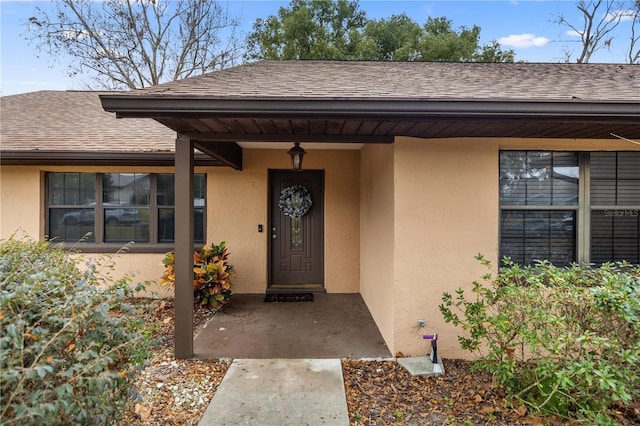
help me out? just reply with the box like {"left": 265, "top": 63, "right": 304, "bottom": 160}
{"left": 288, "top": 142, "right": 307, "bottom": 171}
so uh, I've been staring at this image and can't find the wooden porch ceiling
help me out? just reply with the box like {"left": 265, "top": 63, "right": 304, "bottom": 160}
{"left": 157, "top": 115, "right": 640, "bottom": 170}
{"left": 101, "top": 95, "right": 640, "bottom": 171}
{"left": 159, "top": 116, "right": 640, "bottom": 141}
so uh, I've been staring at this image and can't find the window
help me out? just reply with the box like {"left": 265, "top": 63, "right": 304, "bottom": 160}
{"left": 590, "top": 152, "right": 640, "bottom": 263}
{"left": 500, "top": 151, "right": 640, "bottom": 266}
{"left": 500, "top": 152, "right": 578, "bottom": 266}
{"left": 47, "top": 172, "right": 206, "bottom": 245}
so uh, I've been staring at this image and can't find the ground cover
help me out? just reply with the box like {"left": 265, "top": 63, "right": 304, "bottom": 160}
{"left": 125, "top": 299, "right": 640, "bottom": 426}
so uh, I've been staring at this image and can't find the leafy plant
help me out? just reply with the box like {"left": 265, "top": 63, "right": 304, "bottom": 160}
{"left": 0, "top": 235, "right": 151, "bottom": 425}
{"left": 440, "top": 255, "right": 640, "bottom": 423}
{"left": 161, "top": 241, "right": 234, "bottom": 309}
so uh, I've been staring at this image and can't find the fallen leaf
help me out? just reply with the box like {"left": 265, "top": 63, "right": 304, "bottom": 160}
{"left": 163, "top": 317, "right": 172, "bottom": 324}
{"left": 526, "top": 416, "right": 545, "bottom": 426}
{"left": 480, "top": 405, "right": 495, "bottom": 414}
{"left": 474, "top": 394, "right": 483, "bottom": 403}
{"left": 134, "top": 403, "right": 152, "bottom": 420}
{"left": 514, "top": 406, "right": 528, "bottom": 417}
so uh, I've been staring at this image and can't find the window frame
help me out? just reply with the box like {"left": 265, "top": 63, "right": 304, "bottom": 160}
{"left": 499, "top": 151, "right": 640, "bottom": 266}
{"left": 499, "top": 151, "right": 581, "bottom": 266}
{"left": 45, "top": 172, "right": 206, "bottom": 252}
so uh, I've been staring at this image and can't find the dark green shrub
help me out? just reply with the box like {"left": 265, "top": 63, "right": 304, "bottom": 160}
{"left": 160, "top": 241, "right": 234, "bottom": 309}
{"left": 440, "top": 255, "right": 640, "bottom": 422}
{"left": 0, "top": 236, "right": 151, "bottom": 425}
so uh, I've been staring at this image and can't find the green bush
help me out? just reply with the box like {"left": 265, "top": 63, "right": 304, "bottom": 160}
{"left": 0, "top": 236, "right": 151, "bottom": 425}
{"left": 440, "top": 255, "right": 640, "bottom": 422}
{"left": 160, "top": 241, "right": 234, "bottom": 309}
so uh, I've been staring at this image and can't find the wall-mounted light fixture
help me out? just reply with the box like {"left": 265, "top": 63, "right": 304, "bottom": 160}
{"left": 287, "top": 142, "right": 307, "bottom": 171}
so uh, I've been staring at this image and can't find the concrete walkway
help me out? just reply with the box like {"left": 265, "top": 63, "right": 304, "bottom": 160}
{"left": 199, "top": 359, "right": 349, "bottom": 426}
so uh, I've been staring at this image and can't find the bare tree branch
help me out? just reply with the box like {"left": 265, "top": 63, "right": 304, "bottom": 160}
{"left": 24, "top": 0, "right": 241, "bottom": 90}
{"left": 553, "top": 0, "right": 626, "bottom": 63}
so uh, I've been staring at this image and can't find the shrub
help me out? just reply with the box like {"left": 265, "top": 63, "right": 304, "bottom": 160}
{"left": 160, "top": 241, "right": 234, "bottom": 309}
{"left": 440, "top": 255, "right": 640, "bottom": 422}
{"left": 0, "top": 236, "right": 151, "bottom": 425}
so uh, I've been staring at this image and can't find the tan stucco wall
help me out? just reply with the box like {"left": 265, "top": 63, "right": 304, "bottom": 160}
{"left": 227, "top": 149, "right": 360, "bottom": 293}
{"left": 0, "top": 149, "right": 360, "bottom": 296}
{"left": 360, "top": 143, "right": 396, "bottom": 352}
{"left": 387, "top": 137, "right": 640, "bottom": 359}
{"left": 392, "top": 138, "right": 500, "bottom": 358}
{"left": 1, "top": 166, "right": 41, "bottom": 239}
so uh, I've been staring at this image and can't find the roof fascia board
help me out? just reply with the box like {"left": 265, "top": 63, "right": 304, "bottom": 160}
{"left": 0, "top": 151, "right": 222, "bottom": 166}
{"left": 100, "top": 96, "right": 640, "bottom": 121}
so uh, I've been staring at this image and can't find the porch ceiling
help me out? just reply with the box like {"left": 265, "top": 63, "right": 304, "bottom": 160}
{"left": 102, "top": 97, "right": 640, "bottom": 142}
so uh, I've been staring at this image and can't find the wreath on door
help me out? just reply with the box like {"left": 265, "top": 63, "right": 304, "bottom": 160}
{"left": 278, "top": 185, "right": 312, "bottom": 218}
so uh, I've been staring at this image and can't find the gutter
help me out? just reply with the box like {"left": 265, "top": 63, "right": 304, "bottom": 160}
{"left": 0, "top": 151, "right": 224, "bottom": 166}
{"left": 100, "top": 96, "right": 640, "bottom": 122}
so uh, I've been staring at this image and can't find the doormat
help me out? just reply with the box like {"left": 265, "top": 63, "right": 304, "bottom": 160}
{"left": 264, "top": 293, "right": 314, "bottom": 303}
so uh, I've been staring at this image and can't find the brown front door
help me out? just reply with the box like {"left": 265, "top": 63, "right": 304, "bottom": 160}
{"left": 269, "top": 170, "right": 324, "bottom": 290}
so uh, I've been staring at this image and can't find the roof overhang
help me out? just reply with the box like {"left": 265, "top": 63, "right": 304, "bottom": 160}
{"left": 100, "top": 96, "right": 639, "bottom": 121}
{"left": 100, "top": 95, "right": 640, "bottom": 169}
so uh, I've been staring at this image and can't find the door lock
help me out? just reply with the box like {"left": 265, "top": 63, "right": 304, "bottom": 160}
{"left": 272, "top": 234, "right": 277, "bottom": 239}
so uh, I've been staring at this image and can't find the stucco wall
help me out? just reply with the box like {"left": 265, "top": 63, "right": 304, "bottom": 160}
{"left": 360, "top": 143, "right": 396, "bottom": 352}
{"left": 1, "top": 166, "right": 41, "bottom": 239}
{"left": 393, "top": 137, "right": 500, "bottom": 358}
{"left": 0, "top": 149, "right": 361, "bottom": 296}
{"left": 230, "top": 149, "right": 360, "bottom": 293}
{"left": 389, "top": 137, "right": 640, "bottom": 359}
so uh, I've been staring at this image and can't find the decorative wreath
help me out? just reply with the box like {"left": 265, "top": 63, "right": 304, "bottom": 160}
{"left": 278, "top": 185, "right": 312, "bottom": 218}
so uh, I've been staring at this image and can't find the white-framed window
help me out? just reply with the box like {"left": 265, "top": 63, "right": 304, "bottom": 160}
{"left": 46, "top": 172, "right": 206, "bottom": 245}
{"left": 500, "top": 151, "right": 639, "bottom": 266}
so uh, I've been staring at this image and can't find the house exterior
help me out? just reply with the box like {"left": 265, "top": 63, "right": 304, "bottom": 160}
{"left": 2, "top": 61, "right": 639, "bottom": 359}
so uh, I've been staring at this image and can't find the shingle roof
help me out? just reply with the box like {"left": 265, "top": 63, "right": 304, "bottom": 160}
{"left": 132, "top": 61, "right": 640, "bottom": 101}
{"left": 0, "top": 91, "right": 176, "bottom": 152}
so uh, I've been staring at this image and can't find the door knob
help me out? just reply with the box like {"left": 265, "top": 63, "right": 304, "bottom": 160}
{"left": 272, "top": 234, "right": 277, "bottom": 239}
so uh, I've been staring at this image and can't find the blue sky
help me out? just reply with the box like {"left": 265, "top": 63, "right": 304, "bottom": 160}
{"left": 0, "top": 0, "right": 635, "bottom": 95}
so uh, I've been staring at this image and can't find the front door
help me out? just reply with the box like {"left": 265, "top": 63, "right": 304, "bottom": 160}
{"left": 269, "top": 170, "right": 324, "bottom": 291}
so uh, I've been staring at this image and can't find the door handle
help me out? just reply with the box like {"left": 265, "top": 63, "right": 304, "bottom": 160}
{"left": 272, "top": 234, "right": 277, "bottom": 239}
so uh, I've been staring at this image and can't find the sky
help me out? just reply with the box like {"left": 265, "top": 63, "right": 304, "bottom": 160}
{"left": 0, "top": 0, "right": 636, "bottom": 96}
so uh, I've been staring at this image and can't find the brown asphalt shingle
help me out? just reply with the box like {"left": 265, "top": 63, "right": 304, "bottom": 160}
{"left": 2, "top": 61, "right": 638, "bottom": 154}
{"left": 131, "top": 61, "right": 640, "bottom": 101}
{"left": 1, "top": 91, "right": 175, "bottom": 152}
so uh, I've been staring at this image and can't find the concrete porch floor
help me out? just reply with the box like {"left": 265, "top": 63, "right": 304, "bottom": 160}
{"left": 193, "top": 293, "right": 392, "bottom": 359}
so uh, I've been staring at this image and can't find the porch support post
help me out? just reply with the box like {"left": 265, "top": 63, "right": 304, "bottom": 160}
{"left": 175, "top": 135, "right": 194, "bottom": 359}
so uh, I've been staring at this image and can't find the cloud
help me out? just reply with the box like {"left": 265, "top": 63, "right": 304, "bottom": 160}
{"left": 498, "top": 34, "right": 550, "bottom": 48}
{"left": 606, "top": 9, "right": 637, "bottom": 22}
{"left": 566, "top": 30, "right": 582, "bottom": 37}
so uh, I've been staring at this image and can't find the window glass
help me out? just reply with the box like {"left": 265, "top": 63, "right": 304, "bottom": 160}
{"left": 47, "top": 172, "right": 95, "bottom": 205}
{"left": 500, "top": 152, "right": 578, "bottom": 206}
{"left": 590, "top": 152, "right": 640, "bottom": 264}
{"left": 500, "top": 151, "right": 578, "bottom": 266}
{"left": 157, "top": 174, "right": 206, "bottom": 244}
{"left": 591, "top": 211, "right": 640, "bottom": 264}
{"left": 47, "top": 173, "right": 96, "bottom": 242}
{"left": 500, "top": 210, "right": 576, "bottom": 266}
{"left": 591, "top": 152, "right": 640, "bottom": 206}
{"left": 103, "top": 173, "right": 150, "bottom": 243}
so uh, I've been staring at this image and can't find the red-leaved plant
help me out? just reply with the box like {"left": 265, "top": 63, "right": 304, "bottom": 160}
{"left": 161, "top": 241, "right": 234, "bottom": 309}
